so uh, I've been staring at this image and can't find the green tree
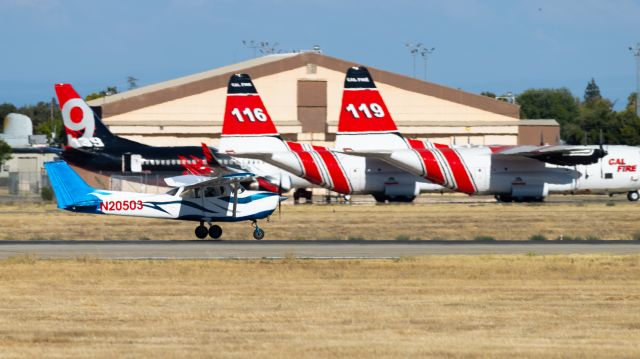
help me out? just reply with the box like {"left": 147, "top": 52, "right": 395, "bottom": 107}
{"left": 516, "top": 88, "right": 580, "bottom": 141}
{"left": 583, "top": 78, "right": 601, "bottom": 104}
{"left": 480, "top": 91, "right": 496, "bottom": 98}
{"left": 0, "top": 139, "right": 11, "bottom": 166}
{"left": 626, "top": 92, "right": 638, "bottom": 113}
{"left": 613, "top": 94, "right": 640, "bottom": 145}
{"left": 0, "top": 103, "right": 17, "bottom": 122}
{"left": 578, "top": 97, "right": 616, "bottom": 144}
{"left": 85, "top": 86, "right": 118, "bottom": 101}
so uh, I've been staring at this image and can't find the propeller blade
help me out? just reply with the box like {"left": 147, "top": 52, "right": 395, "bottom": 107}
{"left": 278, "top": 174, "right": 282, "bottom": 219}
{"left": 232, "top": 182, "right": 239, "bottom": 218}
{"left": 539, "top": 131, "right": 544, "bottom": 146}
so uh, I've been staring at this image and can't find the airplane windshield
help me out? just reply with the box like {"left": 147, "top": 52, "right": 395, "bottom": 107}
{"left": 180, "top": 188, "right": 200, "bottom": 198}
{"left": 166, "top": 188, "right": 179, "bottom": 196}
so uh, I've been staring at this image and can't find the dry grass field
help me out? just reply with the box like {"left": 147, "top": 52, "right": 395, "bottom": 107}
{"left": 1, "top": 196, "right": 640, "bottom": 240}
{"left": 0, "top": 255, "right": 639, "bottom": 358}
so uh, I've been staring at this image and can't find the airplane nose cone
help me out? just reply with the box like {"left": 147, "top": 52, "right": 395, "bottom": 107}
{"left": 279, "top": 195, "right": 288, "bottom": 202}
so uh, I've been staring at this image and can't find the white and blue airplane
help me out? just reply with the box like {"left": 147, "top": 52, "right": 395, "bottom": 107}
{"left": 44, "top": 161, "right": 284, "bottom": 239}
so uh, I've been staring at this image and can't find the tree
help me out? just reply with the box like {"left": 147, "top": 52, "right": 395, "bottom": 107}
{"left": 0, "top": 139, "right": 11, "bottom": 166}
{"left": 516, "top": 88, "right": 580, "bottom": 141}
{"left": 578, "top": 97, "right": 616, "bottom": 144}
{"left": 480, "top": 91, "right": 496, "bottom": 98}
{"left": 0, "top": 102, "right": 17, "bottom": 122}
{"left": 626, "top": 92, "right": 638, "bottom": 113}
{"left": 85, "top": 86, "right": 119, "bottom": 101}
{"left": 583, "top": 78, "right": 601, "bottom": 104}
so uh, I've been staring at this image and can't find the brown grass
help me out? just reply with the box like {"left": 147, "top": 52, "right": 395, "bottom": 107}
{"left": 1, "top": 197, "right": 639, "bottom": 240}
{"left": 0, "top": 255, "right": 639, "bottom": 357}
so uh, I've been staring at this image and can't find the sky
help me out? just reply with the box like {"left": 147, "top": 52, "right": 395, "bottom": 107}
{"left": 1, "top": 0, "right": 639, "bottom": 110}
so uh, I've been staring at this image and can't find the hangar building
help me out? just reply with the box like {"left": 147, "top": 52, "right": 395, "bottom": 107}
{"left": 88, "top": 52, "right": 559, "bottom": 147}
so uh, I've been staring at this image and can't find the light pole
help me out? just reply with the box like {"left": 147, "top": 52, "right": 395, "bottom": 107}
{"left": 419, "top": 46, "right": 435, "bottom": 81}
{"left": 405, "top": 42, "right": 422, "bottom": 78}
{"left": 630, "top": 43, "right": 640, "bottom": 117}
{"left": 258, "top": 41, "right": 281, "bottom": 55}
{"left": 242, "top": 40, "right": 260, "bottom": 58}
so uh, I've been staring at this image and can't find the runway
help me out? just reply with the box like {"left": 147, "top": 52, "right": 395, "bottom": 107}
{"left": 1, "top": 240, "right": 640, "bottom": 259}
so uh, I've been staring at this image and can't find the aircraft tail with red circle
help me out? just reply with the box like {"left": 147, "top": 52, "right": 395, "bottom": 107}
{"left": 54, "top": 83, "right": 122, "bottom": 150}
{"left": 335, "top": 67, "right": 409, "bottom": 153}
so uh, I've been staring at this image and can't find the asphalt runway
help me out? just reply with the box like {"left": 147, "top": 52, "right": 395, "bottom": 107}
{"left": 1, "top": 240, "right": 640, "bottom": 259}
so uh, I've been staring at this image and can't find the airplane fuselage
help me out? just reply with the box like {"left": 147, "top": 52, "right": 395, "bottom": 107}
{"left": 371, "top": 143, "right": 640, "bottom": 199}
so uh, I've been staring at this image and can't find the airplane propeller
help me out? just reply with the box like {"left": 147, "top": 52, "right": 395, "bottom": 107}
{"left": 598, "top": 128, "right": 608, "bottom": 157}
{"left": 232, "top": 181, "right": 239, "bottom": 218}
{"left": 278, "top": 174, "right": 282, "bottom": 219}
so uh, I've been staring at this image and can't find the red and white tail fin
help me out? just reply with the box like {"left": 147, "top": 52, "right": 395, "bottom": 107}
{"left": 335, "top": 67, "right": 409, "bottom": 152}
{"left": 218, "top": 74, "right": 288, "bottom": 155}
{"left": 55, "top": 84, "right": 97, "bottom": 149}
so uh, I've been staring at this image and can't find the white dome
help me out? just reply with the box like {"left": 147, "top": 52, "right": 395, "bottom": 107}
{"left": 3, "top": 113, "right": 33, "bottom": 136}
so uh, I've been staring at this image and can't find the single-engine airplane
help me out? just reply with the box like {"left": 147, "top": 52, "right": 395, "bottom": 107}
{"left": 44, "top": 160, "right": 284, "bottom": 240}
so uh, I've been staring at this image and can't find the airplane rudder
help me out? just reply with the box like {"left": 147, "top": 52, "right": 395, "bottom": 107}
{"left": 344, "top": 66, "right": 376, "bottom": 90}
{"left": 222, "top": 73, "right": 279, "bottom": 137}
{"left": 54, "top": 83, "right": 110, "bottom": 148}
{"left": 44, "top": 161, "right": 95, "bottom": 208}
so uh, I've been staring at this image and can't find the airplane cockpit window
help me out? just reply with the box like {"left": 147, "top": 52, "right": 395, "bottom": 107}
{"left": 166, "top": 187, "right": 179, "bottom": 196}
{"left": 204, "top": 186, "right": 229, "bottom": 197}
{"left": 180, "top": 188, "right": 200, "bottom": 198}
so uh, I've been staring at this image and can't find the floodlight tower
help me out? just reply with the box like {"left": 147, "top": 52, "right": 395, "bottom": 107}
{"left": 630, "top": 43, "right": 640, "bottom": 117}
{"left": 259, "top": 41, "right": 281, "bottom": 55}
{"left": 242, "top": 40, "right": 260, "bottom": 58}
{"left": 419, "top": 46, "right": 435, "bottom": 81}
{"left": 405, "top": 42, "right": 422, "bottom": 78}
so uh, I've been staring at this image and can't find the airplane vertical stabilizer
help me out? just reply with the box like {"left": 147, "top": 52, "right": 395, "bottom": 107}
{"left": 335, "top": 67, "right": 409, "bottom": 153}
{"left": 54, "top": 83, "right": 120, "bottom": 149}
{"left": 44, "top": 161, "right": 99, "bottom": 209}
{"left": 218, "top": 74, "right": 289, "bottom": 155}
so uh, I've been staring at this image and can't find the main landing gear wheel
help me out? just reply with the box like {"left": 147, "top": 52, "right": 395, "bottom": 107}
{"left": 209, "top": 225, "right": 222, "bottom": 239}
{"left": 251, "top": 220, "right": 265, "bottom": 240}
{"left": 195, "top": 223, "right": 208, "bottom": 239}
{"left": 628, "top": 191, "right": 639, "bottom": 201}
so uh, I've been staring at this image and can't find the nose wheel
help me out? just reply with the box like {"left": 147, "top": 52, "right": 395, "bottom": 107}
{"left": 251, "top": 220, "right": 265, "bottom": 240}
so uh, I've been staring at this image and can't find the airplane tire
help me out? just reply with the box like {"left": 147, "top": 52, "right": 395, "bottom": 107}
{"left": 373, "top": 194, "right": 387, "bottom": 203}
{"left": 209, "top": 225, "right": 223, "bottom": 239}
{"left": 628, "top": 191, "right": 639, "bottom": 202}
{"left": 495, "top": 194, "right": 513, "bottom": 203}
{"left": 253, "top": 228, "right": 265, "bottom": 240}
{"left": 195, "top": 225, "right": 208, "bottom": 239}
{"left": 387, "top": 196, "right": 416, "bottom": 203}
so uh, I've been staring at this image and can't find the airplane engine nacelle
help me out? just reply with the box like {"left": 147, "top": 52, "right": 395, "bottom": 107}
{"left": 511, "top": 182, "right": 548, "bottom": 201}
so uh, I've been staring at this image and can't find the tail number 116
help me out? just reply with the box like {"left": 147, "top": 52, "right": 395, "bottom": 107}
{"left": 231, "top": 108, "right": 267, "bottom": 122}
{"left": 345, "top": 103, "right": 385, "bottom": 119}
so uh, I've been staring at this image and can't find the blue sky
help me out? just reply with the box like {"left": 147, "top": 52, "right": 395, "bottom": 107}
{"left": 1, "top": 0, "right": 639, "bottom": 110}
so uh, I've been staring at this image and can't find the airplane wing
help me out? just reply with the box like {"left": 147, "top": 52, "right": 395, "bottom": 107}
{"left": 491, "top": 145, "right": 607, "bottom": 166}
{"left": 164, "top": 172, "right": 255, "bottom": 189}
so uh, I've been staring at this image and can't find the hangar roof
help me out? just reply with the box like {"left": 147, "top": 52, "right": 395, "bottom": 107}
{"left": 89, "top": 52, "right": 520, "bottom": 119}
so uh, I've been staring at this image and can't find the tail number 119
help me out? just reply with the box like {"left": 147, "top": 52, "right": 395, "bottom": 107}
{"left": 345, "top": 103, "right": 385, "bottom": 119}
{"left": 231, "top": 108, "right": 267, "bottom": 122}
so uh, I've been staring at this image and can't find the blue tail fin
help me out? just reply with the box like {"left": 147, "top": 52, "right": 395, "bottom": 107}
{"left": 44, "top": 161, "right": 100, "bottom": 209}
